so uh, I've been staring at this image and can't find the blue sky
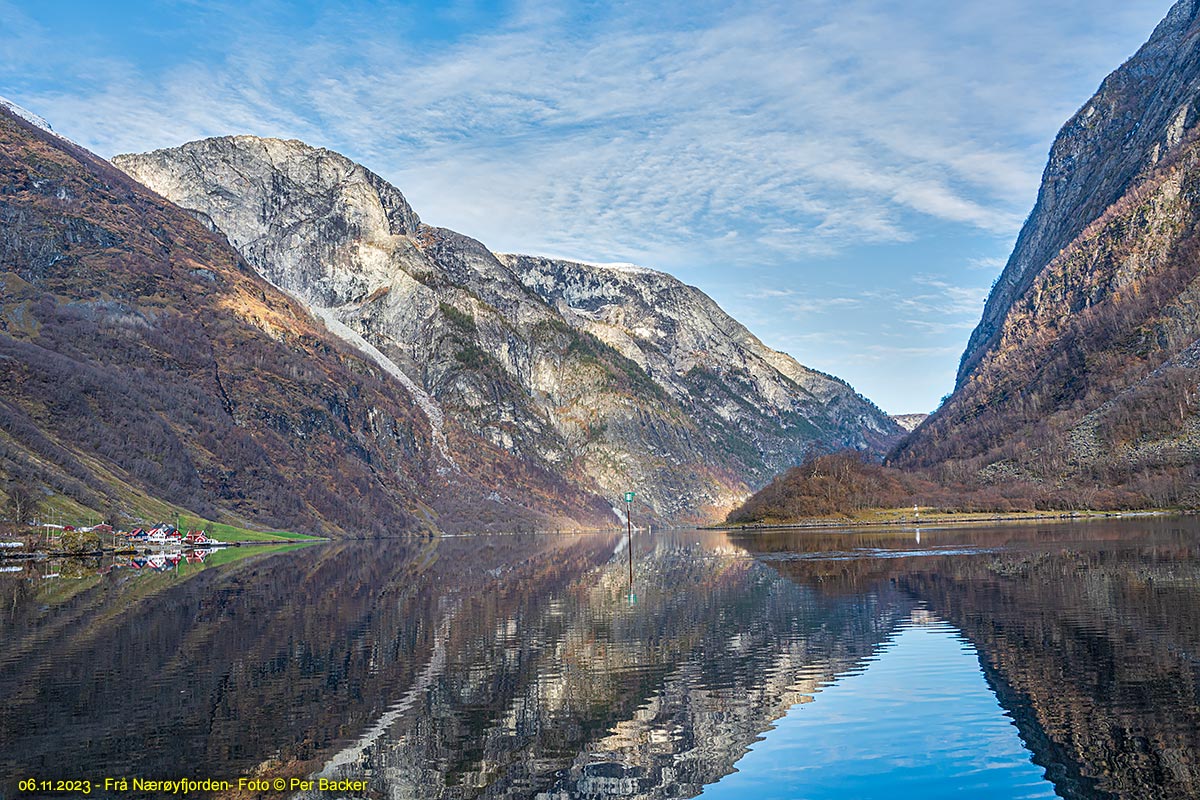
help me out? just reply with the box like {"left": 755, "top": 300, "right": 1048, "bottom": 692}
{"left": 0, "top": 0, "right": 1177, "bottom": 413}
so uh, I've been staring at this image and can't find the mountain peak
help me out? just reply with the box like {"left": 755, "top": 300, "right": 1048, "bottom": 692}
{"left": 0, "top": 95, "right": 54, "bottom": 135}
{"left": 957, "top": 0, "right": 1200, "bottom": 387}
{"left": 116, "top": 137, "right": 901, "bottom": 521}
{"left": 115, "top": 136, "right": 422, "bottom": 251}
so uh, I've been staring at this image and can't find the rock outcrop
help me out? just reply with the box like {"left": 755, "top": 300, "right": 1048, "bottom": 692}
{"left": 115, "top": 137, "right": 900, "bottom": 521}
{"left": 889, "top": 413, "right": 928, "bottom": 433}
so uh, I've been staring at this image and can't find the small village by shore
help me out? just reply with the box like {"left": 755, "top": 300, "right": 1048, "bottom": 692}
{"left": 0, "top": 513, "right": 332, "bottom": 583}
{"left": 0, "top": 519, "right": 233, "bottom": 561}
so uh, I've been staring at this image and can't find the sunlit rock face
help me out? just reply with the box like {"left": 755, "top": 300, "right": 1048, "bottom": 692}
{"left": 115, "top": 139, "right": 900, "bottom": 522}
{"left": 0, "top": 104, "right": 612, "bottom": 537}
{"left": 501, "top": 254, "right": 899, "bottom": 453}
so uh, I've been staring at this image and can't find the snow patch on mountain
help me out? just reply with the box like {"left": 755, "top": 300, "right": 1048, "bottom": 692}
{"left": 0, "top": 96, "right": 77, "bottom": 145}
{"left": 0, "top": 96, "right": 52, "bottom": 131}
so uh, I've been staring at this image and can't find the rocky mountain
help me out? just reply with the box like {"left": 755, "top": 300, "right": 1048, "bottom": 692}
{"left": 890, "top": 413, "right": 927, "bottom": 432}
{"left": 893, "top": 0, "right": 1200, "bottom": 506}
{"left": 114, "top": 137, "right": 900, "bottom": 522}
{"left": 501, "top": 254, "right": 899, "bottom": 461}
{"left": 0, "top": 102, "right": 612, "bottom": 536}
{"left": 957, "top": 0, "right": 1200, "bottom": 386}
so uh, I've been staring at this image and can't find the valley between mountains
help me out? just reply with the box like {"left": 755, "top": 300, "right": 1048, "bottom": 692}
{"left": 9, "top": 0, "right": 1200, "bottom": 536}
{"left": 0, "top": 100, "right": 899, "bottom": 536}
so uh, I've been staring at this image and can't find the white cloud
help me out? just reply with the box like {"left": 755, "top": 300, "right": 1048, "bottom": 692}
{"left": 784, "top": 296, "right": 864, "bottom": 315}
{"left": 899, "top": 318, "right": 981, "bottom": 335}
{"left": 864, "top": 344, "right": 964, "bottom": 358}
{"left": 12, "top": 0, "right": 1162, "bottom": 264}
{"left": 1, "top": 0, "right": 1174, "bottom": 413}
{"left": 967, "top": 255, "right": 1009, "bottom": 271}
{"left": 743, "top": 288, "right": 798, "bottom": 299}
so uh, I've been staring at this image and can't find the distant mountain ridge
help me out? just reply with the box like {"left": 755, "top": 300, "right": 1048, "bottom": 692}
{"left": 114, "top": 136, "right": 901, "bottom": 522}
{"left": 890, "top": 414, "right": 927, "bottom": 433}
{"left": 500, "top": 253, "right": 898, "bottom": 454}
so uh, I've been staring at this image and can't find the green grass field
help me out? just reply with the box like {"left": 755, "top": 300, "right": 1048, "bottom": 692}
{"left": 177, "top": 516, "right": 323, "bottom": 542}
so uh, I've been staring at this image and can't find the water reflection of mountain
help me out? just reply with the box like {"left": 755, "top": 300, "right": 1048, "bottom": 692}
{"left": 0, "top": 534, "right": 618, "bottom": 787}
{"left": 740, "top": 521, "right": 1200, "bottom": 800}
{"left": 307, "top": 532, "right": 914, "bottom": 799}
{"left": 2, "top": 531, "right": 916, "bottom": 800}
{"left": 8, "top": 522, "right": 1196, "bottom": 800}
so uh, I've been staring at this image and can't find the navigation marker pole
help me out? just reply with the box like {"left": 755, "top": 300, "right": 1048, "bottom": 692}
{"left": 624, "top": 491, "right": 636, "bottom": 604}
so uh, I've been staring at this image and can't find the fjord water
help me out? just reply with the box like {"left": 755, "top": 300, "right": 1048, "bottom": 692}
{"left": 2, "top": 521, "right": 1199, "bottom": 798}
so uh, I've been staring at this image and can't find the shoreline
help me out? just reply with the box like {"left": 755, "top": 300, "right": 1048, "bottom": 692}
{"left": 707, "top": 508, "right": 1191, "bottom": 533}
{"left": 0, "top": 539, "right": 327, "bottom": 560}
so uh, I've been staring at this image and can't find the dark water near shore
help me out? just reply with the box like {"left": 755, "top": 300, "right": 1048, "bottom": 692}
{"left": 3, "top": 519, "right": 1200, "bottom": 798}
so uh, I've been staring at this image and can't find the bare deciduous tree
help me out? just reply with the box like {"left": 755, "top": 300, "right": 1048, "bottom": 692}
{"left": 4, "top": 482, "right": 42, "bottom": 526}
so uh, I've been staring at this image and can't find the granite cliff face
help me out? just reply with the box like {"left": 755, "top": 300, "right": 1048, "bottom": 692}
{"left": 502, "top": 254, "right": 898, "bottom": 463}
{"left": 959, "top": 0, "right": 1200, "bottom": 385}
{"left": 895, "top": 0, "right": 1200, "bottom": 504}
{"left": 0, "top": 104, "right": 611, "bottom": 535}
{"left": 114, "top": 137, "right": 900, "bottom": 521}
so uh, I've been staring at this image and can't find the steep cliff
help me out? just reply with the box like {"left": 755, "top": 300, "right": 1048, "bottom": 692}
{"left": 501, "top": 254, "right": 897, "bottom": 454}
{"left": 894, "top": 0, "right": 1200, "bottom": 505}
{"left": 959, "top": 0, "right": 1200, "bottom": 385}
{"left": 0, "top": 104, "right": 611, "bottom": 535}
{"left": 114, "top": 137, "right": 900, "bottom": 521}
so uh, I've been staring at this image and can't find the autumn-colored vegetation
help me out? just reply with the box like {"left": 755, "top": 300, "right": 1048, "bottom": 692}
{"left": 725, "top": 451, "right": 1152, "bottom": 525}
{"left": 0, "top": 107, "right": 611, "bottom": 536}
{"left": 890, "top": 130, "right": 1200, "bottom": 511}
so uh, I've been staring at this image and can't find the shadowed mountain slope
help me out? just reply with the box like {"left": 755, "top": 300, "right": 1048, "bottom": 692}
{"left": 893, "top": 1, "right": 1200, "bottom": 506}
{"left": 0, "top": 104, "right": 612, "bottom": 535}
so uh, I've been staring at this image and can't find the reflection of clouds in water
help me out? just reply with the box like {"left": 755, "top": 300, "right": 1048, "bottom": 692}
{"left": 701, "top": 617, "right": 1054, "bottom": 800}
{"left": 909, "top": 608, "right": 938, "bottom": 627}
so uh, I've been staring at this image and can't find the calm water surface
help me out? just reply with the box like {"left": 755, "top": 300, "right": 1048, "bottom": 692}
{"left": 2, "top": 519, "right": 1199, "bottom": 798}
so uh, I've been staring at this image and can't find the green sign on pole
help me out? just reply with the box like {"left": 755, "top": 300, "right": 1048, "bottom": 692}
{"left": 624, "top": 491, "right": 635, "bottom": 503}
